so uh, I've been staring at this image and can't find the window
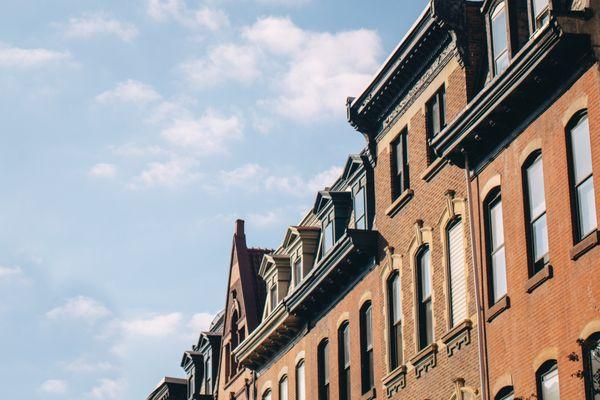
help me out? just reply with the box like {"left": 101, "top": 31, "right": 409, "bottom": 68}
{"left": 279, "top": 376, "right": 289, "bottom": 400}
{"left": 447, "top": 218, "right": 467, "bottom": 327}
{"left": 338, "top": 322, "right": 351, "bottom": 400}
{"left": 388, "top": 273, "right": 403, "bottom": 370}
{"left": 262, "top": 390, "right": 272, "bottom": 400}
{"left": 583, "top": 333, "right": 600, "bottom": 399}
{"left": 318, "top": 340, "right": 330, "bottom": 400}
{"left": 296, "top": 360, "right": 306, "bottom": 400}
{"left": 568, "top": 113, "right": 597, "bottom": 241}
{"left": 537, "top": 361, "right": 560, "bottom": 399}
{"left": 426, "top": 87, "right": 446, "bottom": 162}
{"left": 269, "top": 284, "right": 277, "bottom": 312}
{"left": 322, "top": 215, "right": 334, "bottom": 254}
{"left": 495, "top": 386, "right": 515, "bottom": 400}
{"left": 524, "top": 152, "right": 549, "bottom": 274}
{"left": 532, "top": 0, "right": 550, "bottom": 29}
{"left": 225, "top": 344, "right": 231, "bottom": 379}
{"left": 354, "top": 186, "right": 367, "bottom": 229}
{"left": 391, "top": 129, "right": 409, "bottom": 199}
{"left": 204, "top": 353, "right": 212, "bottom": 393}
{"left": 188, "top": 375, "right": 193, "bottom": 399}
{"left": 416, "top": 246, "right": 433, "bottom": 349}
{"left": 360, "top": 302, "right": 374, "bottom": 394}
{"left": 294, "top": 257, "right": 303, "bottom": 287}
{"left": 230, "top": 311, "right": 239, "bottom": 377}
{"left": 485, "top": 189, "right": 507, "bottom": 304}
{"left": 491, "top": 2, "right": 510, "bottom": 74}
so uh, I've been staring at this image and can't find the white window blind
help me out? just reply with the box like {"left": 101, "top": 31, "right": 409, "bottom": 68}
{"left": 448, "top": 220, "right": 467, "bottom": 326}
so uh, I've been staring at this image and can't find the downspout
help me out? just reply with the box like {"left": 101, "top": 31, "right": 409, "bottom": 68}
{"left": 463, "top": 150, "right": 489, "bottom": 400}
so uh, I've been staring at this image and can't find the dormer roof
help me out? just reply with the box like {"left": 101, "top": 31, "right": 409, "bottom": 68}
{"left": 258, "top": 254, "right": 291, "bottom": 278}
{"left": 313, "top": 191, "right": 352, "bottom": 216}
{"left": 283, "top": 226, "right": 321, "bottom": 248}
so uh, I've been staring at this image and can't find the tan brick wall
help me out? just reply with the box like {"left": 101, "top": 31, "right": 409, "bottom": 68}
{"left": 470, "top": 63, "right": 600, "bottom": 399}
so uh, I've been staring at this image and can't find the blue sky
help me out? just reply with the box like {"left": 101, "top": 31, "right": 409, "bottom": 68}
{"left": 0, "top": 1, "right": 425, "bottom": 398}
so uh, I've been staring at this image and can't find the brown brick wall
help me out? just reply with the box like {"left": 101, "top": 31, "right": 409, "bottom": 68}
{"left": 470, "top": 63, "right": 600, "bottom": 399}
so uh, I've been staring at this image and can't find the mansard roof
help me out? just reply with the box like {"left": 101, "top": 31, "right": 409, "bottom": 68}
{"left": 145, "top": 377, "right": 187, "bottom": 400}
{"left": 282, "top": 226, "right": 321, "bottom": 249}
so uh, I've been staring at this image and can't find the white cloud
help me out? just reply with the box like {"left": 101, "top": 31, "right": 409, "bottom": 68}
{"left": 39, "top": 379, "right": 68, "bottom": 395}
{"left": 220, "top": 163, "right": 266, "bottom": 188}
{"left": 59, "top": 13, "right": 138, "bottom": 42}
{"left": 0, "top": 43, "right": 71, "bottom": 67}
{"left": 306, "top": 166, "right": 343, "bottom": 192}
{"left": 255, "top": 0, "right": 310, "bottom": 4}
{"left": 179, "top": 44, "right": 260, "bottom": 88}
{"left": 61, "top": 358, "right": 115, "bottom": 373}
{"left": 46, "top": 296, "right": 112, "bottom": 323}
{"left": 188, "top": 312, "right": 215, "bottom": 334}
{"left": 161, "top": 109, "right": 244, "bottom": 154}
{"left": 96, "top": 80, "right": 161, "bottom": 105}
{"left": 88, "top": 163, "right": 117, "bottom": 179}
{"left": 0, "top": 265, "right": 23, "bottom": 280}
{"left": 247, "top": 209, "right": 285, "bottom": 228}
{"left": 131, "top": 157, "right": 199, "bottom": 189}
{"left": 89, "top": 378, "right": 123, "bottom": 400}
{"left": 110, "top": 144, "right": 165, "bottom": 157}
{"left": 243, "top": 16, "right": 305, "bottom": 55}
{"left": 122, "top": 312, "right": 182, "bottom": 338}
{"left": 146, "top": 0, "right": 229, "bottom": 31}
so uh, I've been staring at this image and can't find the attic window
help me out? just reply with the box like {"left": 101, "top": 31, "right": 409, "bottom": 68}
{"left": 322, "top": 215, "right": 335, "bottom": 254}
{"left": 353, "top": 185, "right": 367, "bottom": 230}
{"left": 269, "top": 284, "right": 277, "bottom": 312}
{"left": 293, "top": 256, "right": 302, "bottom": 287}
{"left": 532, "top": 0, "right": 549, "bottom": 30}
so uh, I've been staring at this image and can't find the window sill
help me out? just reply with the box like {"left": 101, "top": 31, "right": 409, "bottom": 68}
{"left": 420, "top": 157, "right": 448, "bottom": 182}
{"left": 409, "top": 343, "right": 438, "bottom": 378}
{"left": 570, "top": 229, "right": 599, "bottom": 260}
{"left": 385, "top": 189, "right": 414, "bottom": 218}
{"left": 441, "top": 319, "right": 473, "bottom": 357}
{"left": 382, "top": 365, "right": 407, "bottom": 397}
{"left": 360, "top": 387, "right": 376, "bottom": 400}
{"left": 525, "top": 264, "right": 553, "bottom": 294}
{"left": 486, "top": 295, "right": 510, "bottom": 323}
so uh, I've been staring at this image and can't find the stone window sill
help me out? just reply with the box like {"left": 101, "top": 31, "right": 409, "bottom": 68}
{"left": 441, "top": 319, "right": 473, "bottom": 357}
{"left": 410, "top": 343, "right": 438, "bottom": 378}
{"left": 420, "top": 157, "right": 448, "bottom": 182}
{"left": 570, "top": 229, "right": 599, "bottom": 260}
{"left": 487, "top": 295, "right": 510, "bottom": 322}
{"left": 382, "top": 365, "right": 407, "bottom": 398}
{"left": 525, "top": 264, "right": 553, "bottom": 294}
{"left": 385, "top": 189, "right": 414, "bottom": 217}
{"left": 360, "top": 387, "right": 376, "bottom": 400}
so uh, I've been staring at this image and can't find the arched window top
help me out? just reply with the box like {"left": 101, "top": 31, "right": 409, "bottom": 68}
{"left": 523, "top": 148, "right": 542, "bottom": 168}
{"left": 492, "top": 0, "right": 506, "bottom": 16}
{"left": 536, "top": 360, "right": 559, "bottom": 399}
{"left": 494, "top": 386, "right": 514, "bottom": 400}
{"left": 567, "top": 108, "right": 588, "bottom": 128}
{"left": 262, "top": 389, "right": 272, "bottom": 400}
{"left": 360, "top": 300, "right": 372, "bottom": 312}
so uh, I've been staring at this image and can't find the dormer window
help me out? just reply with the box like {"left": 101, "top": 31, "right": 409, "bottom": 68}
{"left": 269, "top": 284, "right": 278, "bottom": 312}
{"left": 353, "top": 185, "right": 367, "bottom": 230}
{"left": 532, "top": 0, "right": 550, "bottom": 30}
{"left": 293, "top": 256, "right": 302, "bottom": 287}
{"left": 323, "top": 216, "right": 334, "bottom": 253}
{"left": 491, "top": 2, "right": 510, "bottom": 75}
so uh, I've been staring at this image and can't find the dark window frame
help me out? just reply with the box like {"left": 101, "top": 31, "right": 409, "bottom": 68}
{"left": 484, "top": 188, "right": 507, "bottom": 306}
{"left": 279, "top": 375, "right": 288, "bottom": 400}
{"left": 489, "top": 0, "right": 511, "bottom": 76}
{"left": 338, "top": 322, "right": 351, "bottom": 400}
{"left": 583, "top": 333, "right": 600, "bottom": 400}
{"left": 387, "top": 272, "right": 403, "bottom": 370}
{"left": 390, "top": 129, "right": 410, "bottom": 200}
{"left": 416, "top": 245, "right": 433, "bottom": 350}
{"left": 426, "top": 86, "right": 446, "bottom": 163}
{"left": 359, "top": 302, "right": 374, "bottom": 394}
{"left": 322, "top": 212, "right": 335, "bottom": 255}
{"left": 318, "top": 339, "right": 330, "bottom": 400}
{"left": 295, "top": 360, "right": 305, "bottom": 400}
{"left": 495, "top": 386, "right": 515, "bottom": 400}
{"left": 567, "top": 111, "right": 597, "bottom": 243}
{"left": 446, "top": 216, "right": 464, "bottom": 328}
{"left": 522, "top": 151, "right": 550, "bottom": 276}
{"left": 536, "top": 360, "right": 559, "bottom": 399}
{"left": 529, "top": 0, "right": 550, "bottom": 31}
{"left": 353, "top": 183, "right": 367, "bottom": 230}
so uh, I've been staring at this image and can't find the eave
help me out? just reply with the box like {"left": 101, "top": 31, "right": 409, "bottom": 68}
{"left": 431, "top": 18, "right": 593, "bottom": 167}
{"left": 234, "top": 229, "right": 378, "bottom": 369}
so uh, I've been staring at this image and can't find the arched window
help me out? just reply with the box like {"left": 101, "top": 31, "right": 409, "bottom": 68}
{"left": 262, "top": 389, "right": 271, "bottom": 400}
{"left": 295, "top": 360, "right": 305, "bottom": 400}
{"left": 536, "top": 360, "right": 560, "bottom": 399}
{"left": 338, "top": 322, "right": 351, "bottom": 400}
{"left": 491, "top": 1, "right": 510, "bottom": 74}
{"left": 447, "top": 217, "right": 467, "bottom": 327}
{"left": 360, "top": 302, "right": 374, "bottom": 394}
{"left": 230, "top": 310, "right": 239, "bottom": 376}
{"left": 416, "top": 245, "right": 433, "bottom": 350}
{"left": 495, "top": 386, "right": 514, "bottom": 400}
{"left": 583, "top": 332, "right": 600, "bottom": 399}
{"left": 318, "top": 340, "right": 329, "bottom": 400}
{"left": 387, "top": 272, "right": 403, "bottom": 370}
{"left": 279, "top": 376, "right": 288, "bottom": 400}
{"left": 523, "top": 151, "right": 549, "bottom": 275}
{"left": 567, "top": 112, "right": 597, "bottom": 242}
{"left": 485, "top": 188, "right": 507, "bottom": 305}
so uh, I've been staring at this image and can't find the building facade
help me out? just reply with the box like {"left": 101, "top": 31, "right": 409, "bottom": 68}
{"left": 147, "top": 1, "right": 600, "bottom": 400}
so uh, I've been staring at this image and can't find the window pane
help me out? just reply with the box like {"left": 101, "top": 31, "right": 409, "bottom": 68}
{"left": 365, "top": 307, "right": 372, "bottom": 348}
{"left": 533, "top": 0, "right": 549, "bottom": 19}
{"left": 294, "top": 258, "right": 302, "bottom": 286}
{"left": 492, "top": 246, "right": 507, "bottom": 302}
{"left": 279, "top": 378, "right": 288, "bottom": 400}
{"left": 393, "top": 324, "right": 403, "bottom": 367}
{"left": 492, "top": 5, "right": 508, "bottom": 70}
{"left": 296, "top": 362, "right": 305, "bottom": 400}
{"left": 490, "top": 200, "right": 505, "bottom": 250}
{"left": 578, "top": 177, "right": 599, "bottom": 238}
{"left": 448, "top": 221, "right": 467, "bottom": 326}
{"left": 354, "top": 187, "right": 366, "bottom": 229}
{"left": 323, "top": 222, "right": 333, "bottom": 253}
{"left": 419, "top": 248, "right": 431, "bottom": 299}
{"left": 263, "top": 390, "right": 271, "bottom": 400}
{"left": 572, "top": 116, "right": 593, "bottom": 184}
{"left": 425, "top": 300, "right": 433, "bottom": 345}
{"left": 391, "top": 276, "right": 401, "bottom": 324}
{"left": 532, "top": 213, "right": 549, "bottom": 262}
{"left": 541, "top": 367, "right": 560, "bottom": 400}
{"left": 587, "top": 338, "right": 600, "bottom": 399}
{"left": 430, "top": 96, "right": 441, "bottom": 136}
{"left": 527, "top": 156, "right": 547, "bottom": 220}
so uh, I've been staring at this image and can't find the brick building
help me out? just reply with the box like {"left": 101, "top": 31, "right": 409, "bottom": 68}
{"left": 146, "top": 1, "right": 600, "bottom": 400}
